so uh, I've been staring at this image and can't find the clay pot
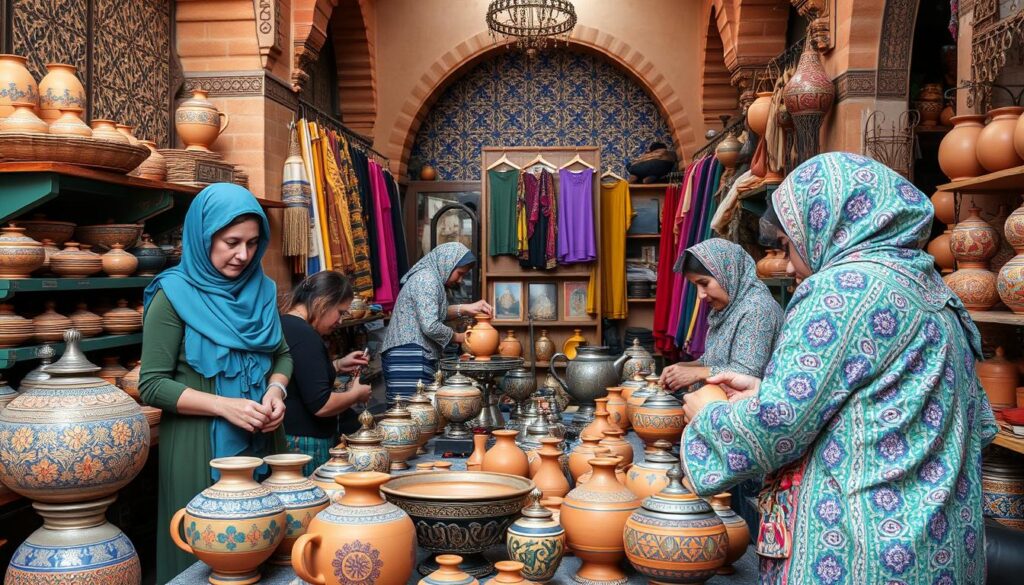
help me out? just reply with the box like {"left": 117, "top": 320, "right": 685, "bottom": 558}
{"left": 626, "top": 375, "right": 661, "bottom": 430}
{"left": 939, "top": 115, "right": 986, "bottom": 180}
{"left": 419, "top": 165, "right": 437, "bottom": 181}
{"left": 619, "top": 338, "right": 656, "bottom": 383}
{"left": 466, "top": 433, "right": 488, "bottom": 471}
{"left": 137, "top": 140, "right": 168, "bottom": 181}
{"left": 928, "top": 230, "right": 955, "bottom": 273}
{"left": 952, "top": 206, "right": 1000, "bottom": 263}
{"left": 532, "top": 439, "right": 570, "bottom": 499}
{"left": 176, "top": 89, "right": 230, "bottom": 152}
{"left": 89, "top": 119, "right": 130, "bottom": 144}
{"left": 919, "top": 83, "right": 943, "bottom": 102}
{"left": 581, "top": 397, "right": 617, "bottom": 438}
{"left": 484, "top": 561, "right": 533, "bottom": 585}
{"left": 977, "top": 347, "right": 1018, "bottom": 409}
{"left": 261, "top": 454, "right": 329, "bottom": 564}
{"left": 407, "top": 382, "right": 440, "bottom": 454}
{"left": 561, "top": 458, "right": 641, "bottom": 584}
{"left": 626, "top": 440, "right": 677, "bottom": 501}
{"left": 465, "top": 315, "right": 500, "bottom": 360}
{"left": 344, "top": 410, "right": 391, "bottom": 473}
{"left": 293, "top": 471, "right": 415, "bottom": 585}
{"left": 0, "top": 224, "right": 45, "bottom": 278}
{"left": 37, "top": 63, "right": 85, "bottom": 122}
{"left": 436, "top": 368, "right": 483, "bottom": 439}
{"left": 715, "top": 134, "right": 742, "bottom": 169}
{"left": 20, "top": 216, "right": 75, "bottom": 246}
{"left": 348, "top": 294, "right": 369, "bottom": 319}
{"left": 747, "top": 92, "right": 773, "bottom": 136}
{"left": 51, "top": 241, "right": 101, "bottom": 277}
{"left": 931, "top": 190, "right": 956, "bottom": 226}
{"left": 940, "top": 103, "right": 955, "bottom": 127}
{"left": 620, "top": 369, "right": 648, "bottom": 403}
{"left": 75, "top": 223, "right": 143, "bottom": 251}
{"left": 33, "top": 302, "right": 72, "bottom": 343}
{"left": 632, "top": 385, "right": 686, "bottom": 446}
{"left": 47, "top": 108, "right": 92, "bottom": 137}
{"left": 102, "top": 299, "right": 142, "bottom": 335}
{"left": 419, "top": 555, "right": 479, "bottom": 585}
{"left": 982, "top": 451, "right": 1024, "bottom": 530}
{"left": 0, "top": 303, "right": 32, "bottom": 348}
{"left": 624, "top": 466, "right": 727, "bottom": 583}
{"left": 605, "top": 386, "right": 629, "bottom": 430}
{"left": 1016, "top": 107, "right": 1024, "bottom": 161}
{"left": 310, "top": 445, "right": 354, "bottom": 502}
{"left": 947, "top": 265, "right": 1000, "bottom": 311}
{"left": 766, "top": 249, "right": 790, "bottom": 276}
{"left": 498, "top": 330, "right": 523, "bottom": 358}
{"left": 101, "top": 243, "right": 138, "bottom": 277}
{"left": 0, "top": 330, "right": 149, "bottom": 503}
{"left": 710, "top": 492, "right": 750, "bottom": 574}
{"left": 115, "top": 124, "right": 139, "bottom": 146}
{"left": 977, "top": 107, "right": 1024, "bottom": 172}
{"left": 562, "top": 329, "right": 586, "bottom": 360}
{"left": 684, "top": 384, "right": 729, "bottom": 422}
{"left": 1006, "top": 203, "right": 1024, "bottom": 250}
{"left": 999, "top": 251, "right": 1024, "bottom": 313}
{"left": 0, "top": 54, "right": 38, "bottom": 118}
{"left": 992, "top": 204, "right": 1017, "bottom": 273}
{"left": 171, "top": 457, "right": 286, "bottom": 585}
{"left": 568, "top": 433, "right": 603, "bottom": 481}
{"left": 34, "top": 238, "right": 58, "bottom": 275}
{"left": 379, "top": 400, "right": 420, "bottom": 471}
{"left": 916, "top": 100, "right": 943, "bottom": 127}
{"left": 783, "top": 43, "right": 835, "bottom": 119}
{"left": 576, "top": 449, "right": 627, "bottom": 488}
{"left": 534, "top": 330, "right": 555, "bottom": 362}
{"left": 482, "top": 429, "right": 529, "bottom": 476}
{"left": 130, "top": 233, "right": 167, "bottom": 276}
{"left": 507, "top": 489, "right": 565, "bottom": 583}
{"left": 70, "top": 303, "right": 104, "bottom": 338}
{"left": 97, "top": 356, "right": 129, "bottom": 387}
{"left": 119, "top": 360, "right": 141, "bottom": 402}
{"left": 599, "top": 428, "right": 633, "bottom": 465}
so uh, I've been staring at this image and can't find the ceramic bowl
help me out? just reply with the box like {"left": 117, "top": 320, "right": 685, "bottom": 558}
{"left": 74, "top": 224, "right": 143, "bottom": 251}
{"left": 18, "top": 219, "right": 76, "bottom": 246}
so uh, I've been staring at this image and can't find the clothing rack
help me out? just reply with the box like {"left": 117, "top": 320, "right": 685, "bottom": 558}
{"left": 297, "top": 99, "right": 391, "bottom": 167}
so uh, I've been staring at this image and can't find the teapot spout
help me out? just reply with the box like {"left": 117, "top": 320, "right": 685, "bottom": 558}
{"left": 613, "top": 353, "right": 628, "bottom": 374}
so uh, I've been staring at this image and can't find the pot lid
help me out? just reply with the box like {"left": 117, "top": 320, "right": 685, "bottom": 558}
{"left": 518, "top": 488, "right": 554, "bottom": 522}
{"left": 408, "top": 382, "right": 433, "bottom": 406}
{"left": 624, "top": 338, "right": 652, "bottom": 359}
{"left": 21, "top": 344, "right": 56, "bottom": 385}
{"left": 424, "top": 370, "right": 444, "bottom": 393}
{"left": 439, "top": 365, "right": 478, "bottom": 392}
{"left": 313, "top": 445, "right": 354, "bottom": 480}
{"left": 642, "top": 466, "right": 716, "bottom": 517}
{"left": 382, "top": 400, "right": 413, "bottom": 421}
{"left": 346, "top": 409, "right": 384, "bottom": 445}
{"left": 640, "top": 440, "right": 678, "bottom": 468}
{"left": 642, "top": 386, "right": 683, "bottom": 410}
{"left": 41, "top": 329, "right": 102, "bottom": 376}
{"left": 622, "top": 369, "right": 649, "bottom": 389}
{"left": 504, "top": 367, "right": 534, "bottom": 379}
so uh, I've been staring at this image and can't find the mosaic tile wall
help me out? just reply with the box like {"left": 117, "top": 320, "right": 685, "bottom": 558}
{"left": 410, "top": 49, "right": 674, "bottom": 181}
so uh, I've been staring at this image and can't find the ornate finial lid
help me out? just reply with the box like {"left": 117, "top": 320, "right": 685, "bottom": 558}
{"left": 642, "top": 384, "right": 682, "bottom": 410}
{"left": 383, "top": 399, "right": 413, "bottom": 420}
{"left": 42, "top": 329, "right": 101, "bottom": 375}
{"left": 346, "top": 409, "right": 384, "bottom": 445}
{"left": 409, "top": 382, "right": 432, "bottom": 405}
{"left": 313, "top": 446, "right": 354, "bottom": 480}
{"left": 642, "top": 440, "right": 678, "bottom": 467}
{"left": 519, "top": 488, "right": 554, "bottom": 520}
{"left": 641, "top": 465, "right": 716, "bottom": 516}
{"left": 644, "top": 374, "right": 661, "bottom": 389}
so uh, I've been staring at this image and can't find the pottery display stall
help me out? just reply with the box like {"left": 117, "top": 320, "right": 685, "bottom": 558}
{"left": 381, "top": 471, "right": 534, "bottom": 577}
{"left": 632, "top": 385, "right": 686, "bottom": 446}
{"left": 977, "top": 107, "right": 1024, "bottom": 173}
{"left": 436, "top": 367, "right": 484, "bottom": 439}
{"left": 626, "top": 440, "right": 678, "bottom": 501}
{"left": 982, "top": 451, "right": 1024, "bottom": 529}
{"left": 977, "top": 347, "right": 1019, "bottom": 410}
{"left": 482, "top": 429, "right": 530, "bottom": 477}
{"left": 408, "top": 382, "right": 441, "bottom": 455}
{"left": 379, "top": 400, "right": 421, "bottom": 471}
{"left": 623, "top": 466, "right": 728, "bottom": 584}
{"left": 550, "top": 346, "right": 626, "bottom": 424}
{"left": 947, "top": 206, "right": 1001, "bottom": 310}
{"left": 261, "top": 454, "right": 329, "bottom": 564}
{"left": 0, "top": 224, "right": 45, "bottom": 278}
{"left": 465, "top": 315, "right": 500, "bottom": 360}
{"left": 619, "top": 338, "right": 656, "bottom": 383}
{"left": 441, "top": 357, "right": 522, "bottom": 432}
{"left": 419, "top": 555, "right": 480, "bottom": 585}
{"left": 710, "top": 493, "right": 750, "bottom": 575}
{"left": 292, "top": 472, "right": 416, "bottom": 585}
{"left": 345, "top": 409, "right": 391, "bottom": 473}
{"left": 998, "top": 202, "right": 1024, "bottom": 313}
{"left": 939, "top": 115, "right": 987, "bottom": 180}
{"left": 507, "top": 489, "right": 566, "bottom": 582}
{"left": 561, "top": 457, "right": 641, "bottom": 584}
{"left": 176, "top": 89, "right": 230, "bottom": 152}
{"left": 311, "top": 445, "right": 354, "bottom": 501}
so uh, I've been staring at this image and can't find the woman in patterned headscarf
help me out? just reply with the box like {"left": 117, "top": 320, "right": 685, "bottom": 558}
{"left": 681, "top": 153, "right": 996, "bottom": 584}
{"left": 660, "top": 238, "right": 783, "bottom": 392}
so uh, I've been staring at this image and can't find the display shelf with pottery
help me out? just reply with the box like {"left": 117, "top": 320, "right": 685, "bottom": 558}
{"left": 0, "top": 276, "right": 152, "bottom": 300}
{"left": 0, "top": 332, "right": 142, "bottom": 369}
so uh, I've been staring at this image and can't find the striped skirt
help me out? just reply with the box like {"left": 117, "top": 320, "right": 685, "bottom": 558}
{"left": 382, "top": 343, "right": 436, "bottom": 406}
{"left": 285, "top": 434, "right": 333, "bottom": 475}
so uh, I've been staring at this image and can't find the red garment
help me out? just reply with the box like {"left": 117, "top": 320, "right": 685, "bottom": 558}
{"left": 653, "top": 180, "right": 685, "bottom": 355}
{"left": 369, "top": 161, "right": 399, "bottom": 310}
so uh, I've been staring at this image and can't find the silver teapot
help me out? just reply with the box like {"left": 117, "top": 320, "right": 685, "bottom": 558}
{"left": 620, "top": 338, "right": 656, "bottom": 382}
{"left": 549, "top": 346, "right": 626, "bottom": 423}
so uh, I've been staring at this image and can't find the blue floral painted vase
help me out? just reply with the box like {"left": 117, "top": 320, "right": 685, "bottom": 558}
{"left": 292, "top": 471, "right": 415, "bottom": 585}
{"left": 379, "top": 400, "right": 420, "bottom": 471}
{"left": 506, "top": 488, "right": 565, "bottom": 582}
{"left": 129, "top": 233, "right": 166, "bottom": 276}
{"left": 311, "top": 444, "right": 354, "bottom": 502}
{"left": 345, "top": 409, "right": 391, "bottom": 473}
{"left": 261, "top": 453, "right": 329, "bottom": 565}
{"left": 170, "top": 456, "right": 286, "bottom": 585}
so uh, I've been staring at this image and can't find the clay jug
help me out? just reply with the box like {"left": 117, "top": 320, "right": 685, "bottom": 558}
{"left": 47, "top": 108, "right": 92, "bottom": 137}
{"left": 419, "top": 555, "right": 480, "bottom": 585}
{"left": 0, "top": 54, "right": 37, "bottom": 118}
{"left": 38, "top": 63, "right": 85, "bottom": 122}
{"left": 715, "top": 134, "right": 742, "bottom": 169}
{"left": 927, "top": 230, "right": 955, "bottom": 274}
{"left": 170, "top": 457, "right": 286, "bottom": 585}
{"left": 261, "top": 453, "right": 330, "bottom": 564}
{"left": 532, "top": 440, "right": 570, "bottom": 499}
{"left": 379, "top": 400, "right": 420, "bottom": 471}
{"left": 977, "top": 107, "right": 1024, "bottom": 172}
{"left": 950, "top": 207, "right": 998, "bottom": 259}
{"left": 176, "top": 89, "right": 230, "bottom": 152}
{"left": 605, "top": 386, "right": 629, "bottom": 430}
{"left": 711, "top": 493, "right": 750, "bottom": 575}
{"left": 293, "top": 472, "right": 415, "bottom": 585}
{"left": 345, "top": 410, "right": 391, "bottom": 473}
{"left": 624, "top": 466, "right": 728, "bottom": 583}
{"left": 0, "top": 224, "right": 45, "bottom": 278}
{"left": 939, "top": 115, "right": 986, "bottom": 180}
{"left": 116, "top": 124, "right": 140, "bottom": 146}
{"left": 534, "top": 329, "right": 555, "bottom": 362}
{"left": 568, "top": 433, "right": 603, "bottom": 481}
{"left": 464, "top": 315, "right": 500, "bottom": 360}
{"left": 562, "top": 329, "right": 586, "bottom": 359}
{"left": 348, "top": 294, "right": 369, "bottom": 319}
{"left": 949, "top": 206, "right": 1001, "bottom": 310}
{"left": 482, "top": 429, "right": 529, "bottom": 476}
{"left": 137, "top": 140, "right": 168, "bottom": 181}
{"left": 626, "top": 440, "right": 678, "bottom": 501}
{"left": 977, "top": 347, "right": 1018, "bottom": 409}
{"left": 1016, "top": 106, "right": 1024, "bottom": 161}
{"left": 581, "top": 397, "right": 617, "bottom": 438}
{"left": 561, "top": 458, "right": 641, "bottom": 584}
{"left": 466, "top": 433, "right": 489, "bottom": 471}
{"left": 407, "top": 382, "right": 440, "bottom": 455}
{"left": 484, "top": 561, "right": 533, "bottom": 585}
{"left": 931, "top": 190, "right": 956, "bottom": 226}
{"left": 577, "top": 449, "right": 627, "bottom": 485}
{"left": 916, "top": 99, "right": 943, "bottom": 127}
{"left": 498, "top": 330, "right": 523, "bottom": 358}
{"left": 632, "top": 385, "right": 687, "bottom": 446}
{"left": 311, "top": 445, "right": 354, "bottom": 502}
{"left": 747, "top": 92, "right": 773, "bottom": 136}
{"left": 89, "top": 119, "right": 130, "bottom": 144}
{"left": 599, "top": 428, "right": 634, "bottom": 466}
{"left": 507, "top": 489, "right": 566, "bottom": 583}
{"left": 101, "top": 243, "right": 138, "bottom": 277}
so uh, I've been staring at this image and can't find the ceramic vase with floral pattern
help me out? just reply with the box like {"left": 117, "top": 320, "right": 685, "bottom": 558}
{"left": 0, "top": 54, "right": 38, "bottom": 118}
{"left": 176, "top": 89, "right": 230, "bottom": 152}
{"left": 38, "top": 63, "right": 85, "bottom": 122}
{"left": 261, "top": 454, "right": 329, "bottom": 565}
{"left": 345, "top": 409, "right": 391, "bottom": 473}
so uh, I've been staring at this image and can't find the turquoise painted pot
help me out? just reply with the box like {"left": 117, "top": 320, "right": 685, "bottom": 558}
{"left": 261, "top": 454, "right": 329, "bottom": 565}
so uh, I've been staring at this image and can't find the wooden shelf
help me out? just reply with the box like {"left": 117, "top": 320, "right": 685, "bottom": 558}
{"left": 0, "top": 276, "right": 153, "bottom": 301}
{"left": 627, "top": 297, "right": 656, "bottom": 303}
{"left": 628, "top": 183, "right": 671, "bottom": 191}
{"left": 488, "top": 271, "right": 592, "bottom": 278}
{"left": 1, "top": 333, "right": 143, "bottom": 369}
{"left": 626, "top": 234, "right": 660, "bottom": 239}
{"left": 968, "top": 311, "right": 1024, "bottom": 327}
{"left": 994, "top": 430, "right": 1024, "bottom": 456}
{"left": 491, "top": 320, "right": 595, "bottom": 327}
{"left": 937, "top": 164, "right": 1024, "bottom": 194}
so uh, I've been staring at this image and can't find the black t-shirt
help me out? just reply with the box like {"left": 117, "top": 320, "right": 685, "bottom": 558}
{"left": 280, "top": 314, "right": 359, "bottom": 439}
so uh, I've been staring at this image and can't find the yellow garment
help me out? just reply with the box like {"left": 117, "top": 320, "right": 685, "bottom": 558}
{"left": 593, "top": 179, "right": 633, "bottom": 318}
{"left": 516, "top": 176, "right": 529, "bottom": 255}
{"left": 317, "top": 128, "right": 356, "bottom": 272}
{"left": 308, "top": 122, "right": 333, "bottom": 270}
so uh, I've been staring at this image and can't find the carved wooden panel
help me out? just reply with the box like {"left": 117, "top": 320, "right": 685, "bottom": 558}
{"left": 10, "top": 0, "right": 89, "bottom": 79}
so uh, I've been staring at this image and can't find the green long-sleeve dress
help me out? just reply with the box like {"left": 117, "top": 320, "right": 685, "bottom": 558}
{"left": 140, "top": 290, "right": 293, "bottom": 584}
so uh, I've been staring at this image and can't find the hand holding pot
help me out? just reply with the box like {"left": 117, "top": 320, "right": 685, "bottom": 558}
{"left": 682, "top": 384, "right": 729, "bottom": 423}
{"left": 465, "top": 299, "right": 494, "bottom": 317}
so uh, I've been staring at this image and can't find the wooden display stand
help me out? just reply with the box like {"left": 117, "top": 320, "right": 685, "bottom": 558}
{"left": 480, "top": 147, "right": 602, "bottom": 367}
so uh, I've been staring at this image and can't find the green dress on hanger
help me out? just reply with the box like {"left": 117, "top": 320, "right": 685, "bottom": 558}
{"left": 488, "top": 168, "right": 520, "bottom": 255}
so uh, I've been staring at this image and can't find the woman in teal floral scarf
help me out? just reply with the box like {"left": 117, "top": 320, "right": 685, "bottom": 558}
{"left": 681, "top": 153, "right": 996, "bottom": 584}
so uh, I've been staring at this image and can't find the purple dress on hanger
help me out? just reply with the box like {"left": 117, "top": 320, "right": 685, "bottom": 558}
{"left": 557, "top": 168, "right": 596, "bottom": 264}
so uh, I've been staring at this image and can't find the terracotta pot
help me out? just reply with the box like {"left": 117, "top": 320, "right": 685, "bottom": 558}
{"left": 620, "top": 369, "right": 648, "bottom": 404}
{"left": 534, "top": 330, "right": 555, "bottom": 362}
{"left": 171, "top": 457, "right": 286, "bottom": 585}
{"left": 711, "top": 493, "right": 750, "bottom": 574}
{"left": 684, "top": 384, "right": 729, "bottom": 422}
{"left": 568, "top": 433, "right": 603, "bottom": 481}
{"left": 605, "top": 386, "right": 629, "bottom": 430}
{"left": 532, "top": 439, "right": 570, "bottom": 500}
{"left": 952, "top": 206, "right": 999, "bottom": 263}
{"left": 632, "top": 385, "right": 686, "bottom": 446}
{"left": 766, "top": 249, "right": 790, "bottom": 276}
{"left": 747, "top": 92, "right": 773, "bottom": 136}
{"left": 0, "top": 330, "right": 149, "bottom": 503}
{"left": 74, "top": 223, "right": 143, "bottom": 251}
{"left": 1006, "top": 202, "right": 1024, "bottom": 251}
{"left": 47, "top": 108, "right": 92, "bottom": 137}
{"left": 581, "top": 397, "right": 617, "bottom": 438}
{"left": 977, "top": 107, "right": 1024, "bottom": 172}
{"left": 0, "top": 303, "right": 32, "bottom": 348}
{"left": 561, "top": 329, "right": 586, "bottom": 359}
{"left": 624, "top": 466, "right": 727, "bottom": 583}
{"left": 102, "top": 299, "right": 142, "bottom": 335}
{"left": 947, "top": 264, "right": 1000, "bottom": 310}
{"left": 939, "top": 115, "right": 986, "bottom": 180}
{"left": 436, "top": 369, "right": 483, "bottom": 439}
{"left": 49, "top": 240, "right": 100, "bottom": 277}
{"left": 977, "top": 347, "right": 1018, "bottom": 409}
{"left": 465, "top": 315, "right": 500, "bottom": 361}
{"left": 97, "top": 356, "right": 129, "bottom": 387}
{"left": 0, "top": 224, "right": 45, "bottom": 278}
{"left": 940, "top": 103, "right": 955, "bottom": 127}
{"left": 89, "top": 119, "right": 130, "bottom": 144}
{"left": 484, "top": 561, "right": 533, "bottom": 585}
{"left": 783, "top": 43, "right": 834, "bottom": 119}
{"left": 466, "top": 433, "right": 488, "bottom": 471}
{"left": 344, "top": 410, "right": 391, "bottom": 473}
{"left": 498, "top": 330, "right": 523, "bottom": 358}
{"left": 919, "top": 83, "right": 943, "bottom": 102}
{"left": 561, "top": 458, "right": 641, "bottom": 584}
{"left": 982, "top": 451, "right": 1024, "bottom": 530}
{"left": 1016, "top": 107, "right": 1024, "bottom": 161}
{"left": 130, "top": 233, "right": 167, "bottom": 276}
{"left": 928, "top": 230, "right": 955, "bottom": 273}
{"left": 137, "top": 140, "right": 168, "bottom": 181}
{"left": 37, "top": 63, "right": 85, "bottom": 122}
{"left": 916, "top": 100, "right": 943, "bottom": 126}
{"left": 115, "top": 124, "right": 140, "bottom": 146}
{"left": 176, "top": 89, "right": 230, "bottom": 152}
{"left": 0, "top": 54, "right": 38, "bottom": 118}
{"left": 32, "top": 302, "right": 72, "bottom": 343}
{"left": 626, "top": 375, "right": 661, "bottom": 428}
{"left": 379, "top": 401, "right": 420, "bottom": 471}
{"left": 101, "top": 243, "right": 138, "bottom": 277}
{"left": 70, "top": 303, "right": 104, "bottom": 338}
{"left": 715, "top": 134, "right": 742, "bottom": 169}
{"left": 931, "top": 190, "right": 956, "bottom": 226}
{"left": 310, "top": 445, "right": 354, "bottom": 502}
{"left": 119, "top": 361, "right": 141, "bottom": 402}
{"left": 599, "top": 428, "right": 633, "bottom": 465}
{"left": 999, "top": 243, "right": 1024, "bottom": 313}
{"left": 575, "top": 449, "right": 627, "bottom": 490}
{"left": 418, "top": 555, "right": 480, "bottom": 585}
{"left": 348, "top": 294, "right": 369, "bottom": 319}
{"left": 507, "top": 489, "right": 565, "bottom": 583}
{"left": 626, "top": 440, "right": 677, "bottom": 501}
{"left": 257, "top": 454, "right": 329, "bottom": 566}
{"left": 33, "top": 238, "right": 58, "bottom": 275}
{"left": 482, "top": 429, "right": 529, "bottom": 476}
{"left": 407, "top": 382, "right": 440, "bottom": 454}
{"left": 419, "top": 165, "right": 437, "bottom": 181}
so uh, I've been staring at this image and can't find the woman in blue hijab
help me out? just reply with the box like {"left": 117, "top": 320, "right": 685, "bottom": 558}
{"left": 140, "top": 183, "right": 293, "bottom": 583}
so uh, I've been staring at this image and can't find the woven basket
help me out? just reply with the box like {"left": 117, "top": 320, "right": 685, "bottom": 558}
{"left": 0, "top": 133, "right": 149, "bottom": 174}
{"left": 160, "top": 148, "right": 237, "bottom": 188}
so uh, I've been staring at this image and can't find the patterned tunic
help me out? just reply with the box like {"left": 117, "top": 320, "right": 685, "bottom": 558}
{"left": 682, "top": 153, "right": 996, "bottom": 585}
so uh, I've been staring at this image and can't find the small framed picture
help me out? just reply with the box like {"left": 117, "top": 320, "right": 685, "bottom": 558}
{"left": 492, "top": 282, "right": 524, "bottom": 321}
{"left": 563, "top": 281, "right": 590, "bottom": 320}
{"left": 528, "top": 283, "right": 558, "bottom": 321}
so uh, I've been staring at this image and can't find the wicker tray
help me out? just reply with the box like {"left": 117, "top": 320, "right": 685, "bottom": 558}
{"left": 160, "top": 149, "right": 236, "bottom": 188}
{"left": 0, "top": 133, "right": 150, "bottom": 174}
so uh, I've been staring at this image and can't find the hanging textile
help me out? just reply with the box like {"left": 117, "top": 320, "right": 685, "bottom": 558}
{"left": 317, "top": 127, "right": 355, "bottom": 272}
{"left": 324, "top": 132, "right": 357, "bottom": 271}
{"left": 653, "top": 181, "right": 684, "bottom": 354}
{"left": 488, "top": 168, "right": 520, "bottom": 256}
{"left": 281, "top": 126, "right": 312, "bottom": 273}
{"left": 676, "top": 161, "right": 721, "bottom": 355}
{"left": 518, "top": 169, "right": 558, "bottom": 270}
{"left": 334, "top": 132, "right": 374, "bottom": 296}
{"left": 349, "top": 145, "right": 381, "bottom": 290}
{"left": 308, "top": 122, "right": 334, "bottom": 270}
{"left": 592, "top": 178, "right": 633, "bottom": 319}
{"left": 297, "top": 122, "right": 324, "bottom": 274}
{"left": 557, "top": 167, "right": 597, "bottom": 264}
{"left": 369, "top": 160, "right": 398, "bottom": 310}
{"left": 384, "top": 169, "right": 410, "bottom": 280}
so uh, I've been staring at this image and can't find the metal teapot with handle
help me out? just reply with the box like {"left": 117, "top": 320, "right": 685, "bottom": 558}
{"left": 549, "top": 345, "right": 626, "bottom": 423}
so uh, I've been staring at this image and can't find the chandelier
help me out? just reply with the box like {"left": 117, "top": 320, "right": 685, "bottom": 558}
{"left": 486, "top": 0, "right": 577, "bottom": 57}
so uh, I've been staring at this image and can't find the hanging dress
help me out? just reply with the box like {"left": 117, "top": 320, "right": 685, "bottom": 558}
{"left": 596, "top": 178, "right": 633, "bottom": 319}
{"left": 488, "top": 168, "right": 520, "bottom": 256}
{"left": 556, "top": 167, "right": 597, "bottom": 264}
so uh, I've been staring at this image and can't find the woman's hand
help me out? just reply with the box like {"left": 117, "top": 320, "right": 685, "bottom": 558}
{"left": 260, "top": 386, "right": 287, "bottom": 433}
{"left": 465, "top": 300, "right": 494, "bottom": 317}
{"left": 706, "top": 371, "right": 761, "bottom": 402}
{"left": 660, "top": 364, "right": 706, "bottom": 390}
{"left": 348, "top": 376, "right": 372, "bottom": 404}
{"left": 216, "top": 397, "right": 271, "bottom": 433}
{"left": 334, "top": 351, "right": 370, "bottom": 374}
